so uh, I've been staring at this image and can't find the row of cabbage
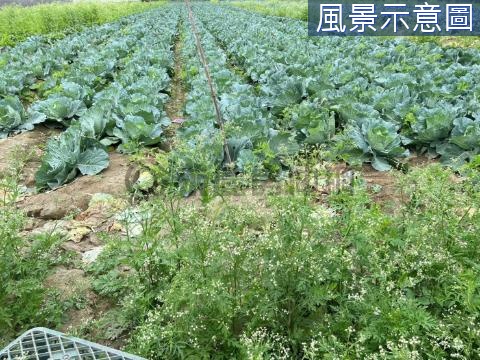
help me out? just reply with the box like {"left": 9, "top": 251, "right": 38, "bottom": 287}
{"left": 33, "top": 7, "right": 179, "bottom": 190}
{"left": 170, "top": 10, "right": 308, "bottom": 192}
{"left": 197, "top": 4, "right": 480, "bottom": 171}
{"left": 0, "top": 12, "right": 155, "bottom": 138}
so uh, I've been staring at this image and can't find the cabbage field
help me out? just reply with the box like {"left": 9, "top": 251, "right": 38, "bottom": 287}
{"left": 2, "top": 3, "right": 480, "bottom": 189}
{"left": 1, "top": 2, "right": 480, "bottom": 359}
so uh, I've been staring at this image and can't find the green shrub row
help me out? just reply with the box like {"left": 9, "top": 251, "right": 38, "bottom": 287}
{"left": 0, "top": 1, "right": 164, "bottom": 47}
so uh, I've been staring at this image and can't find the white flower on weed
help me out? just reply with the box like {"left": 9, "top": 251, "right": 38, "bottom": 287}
{"left": 386, "top": 340, "right": 394, "bottom": 350}
{"left": 452, "top": 337, "right": 465, "bottom": 351}
{"left": 409, "top": 336, "right": 420, "bottom": 346}
{"left": 310, "top": 205, "right": 336, "bottom": 221}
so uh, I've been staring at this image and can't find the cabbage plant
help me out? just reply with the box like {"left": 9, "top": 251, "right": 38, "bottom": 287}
{"left": 35, "top": 124, "right": 109, "bottom": 190}
{"left": 0, "top": 96, "right": 26, "bottom": 138}
{"left": 29, "top": 95, "right": 86, "bottom": 124}
{"left": 437, "top": 116, "right": 480, "bottom": 168}
{"left": 349, "top": 118, "right": 409, "bottom": 171}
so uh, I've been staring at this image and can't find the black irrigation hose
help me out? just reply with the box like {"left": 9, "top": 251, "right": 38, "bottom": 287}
{"left": 185, "top": 0, "right": 233, "bottom": 166}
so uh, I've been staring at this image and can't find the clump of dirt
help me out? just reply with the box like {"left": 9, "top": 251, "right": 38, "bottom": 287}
{"left": 23, "top": 191, "right": 128, "bottom": 261}
{"left": 407, "top": 153, "right": 439, "bottom": 167}
{"left": 45, "top": 267, "right": 91, "bottom": 301}
{"left": 61, "top": 195, "right": 128, "bottom": 255}
{"left": 360, "top": 165, "right": 398, "bottom": 203}
{"left": 61, "top": 296, "right": 114, "bottom": 335}
{"left": 44, "top": 266, "right": 113, "bottom": 333}
{"left": 61, "top": 233, "right": 100, "bottom": 254}
{"left": 76, "top": 194, "right": 127, "bottom": 227}
{"left": 360, "top": 154, "right": 439, "bottom": 204}
{"left": 18, "top": 153, "right": 130, "bottom": 220}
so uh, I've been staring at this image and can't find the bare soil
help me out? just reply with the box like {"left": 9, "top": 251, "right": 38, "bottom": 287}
{"left": 44, "top": 266, "right": 113, "bottom": 334}
{"left": 45, "top": 267, "right": 90, "bottom": 301}
{"left": 36, "top": 191, "right": 130, "bottom": 335}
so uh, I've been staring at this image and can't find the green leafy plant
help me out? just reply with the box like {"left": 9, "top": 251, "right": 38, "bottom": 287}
{"left": 282, "top": 100, "right": 335, "bottom": 144}
{"left": 437, "top": 116, "right": 480, "bottom": 168}
{"left": 0, "top": 96, "right": 25, "bottom": 137}
{"left": 35, "top": 124, "right": 109, "bottom": 190}
{"left": 347, "top": 118, "right": 409, "bottom": 171}
{"left": 0, "top": 96, "right": 44, "bottom": 138}
{"left": 85, "top": 163, "right": 480, "bottom": 359}
{"left": 0, "top": 157, "right": 68, "bottom": 345}
{"left": 29, "top": 95, "right": 86, "bottom": 124}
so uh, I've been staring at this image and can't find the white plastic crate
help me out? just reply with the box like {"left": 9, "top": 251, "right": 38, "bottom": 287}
{"left": 0, "top": 328, "right": 145, "bottom": 360}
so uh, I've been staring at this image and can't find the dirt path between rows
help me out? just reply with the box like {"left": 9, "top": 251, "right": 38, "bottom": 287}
{"left": 163, "top": 20, "right": 186, "bottom": 153}
{"left": 165, "top": 23, "right": 186, "bottom": 122}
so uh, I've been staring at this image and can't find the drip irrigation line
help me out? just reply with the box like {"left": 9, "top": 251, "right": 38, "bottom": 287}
{"left": 184, "top": 0, "right": 233, "bottom": 166}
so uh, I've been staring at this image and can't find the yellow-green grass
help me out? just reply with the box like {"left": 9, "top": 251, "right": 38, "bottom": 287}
{"left": 0, "top": 1, "right": 164, "bottom": 47}
{"left": 227, "top": 0, "right": 307, "bottom": 20}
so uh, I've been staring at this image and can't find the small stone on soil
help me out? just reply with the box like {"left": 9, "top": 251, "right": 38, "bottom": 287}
{"left": 82, "top": 246, "right": 104, "bottom": 265}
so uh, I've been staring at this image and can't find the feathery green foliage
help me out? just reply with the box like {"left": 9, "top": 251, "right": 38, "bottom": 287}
{"left": 0, "top": 1, "right": 164, "bottom": 47}
{"left": 89, "top": 164, "right": 480, "bottom": 359}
